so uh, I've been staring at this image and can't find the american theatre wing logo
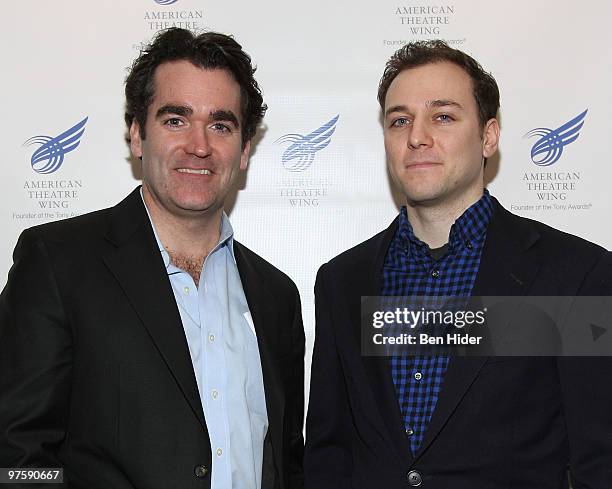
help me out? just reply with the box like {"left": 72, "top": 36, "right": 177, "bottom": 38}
{"left": 23, "top": 117, "right": 88, "bottom": 174}
{"left": 154, "top": 0, "right": 178, "bottom": 5}
{"left": 276, "top": 115, "right": 339, "bottom": 172}
{"left": 525, "top": 110, "right": 587, "bottom": 167}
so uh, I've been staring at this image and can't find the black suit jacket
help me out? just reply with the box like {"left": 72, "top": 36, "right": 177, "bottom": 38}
{"left": 0, "top": 187, "right": 305, "bottom": 489}
{"left": 304, "top": 198, "right": 612, "bottom": 489}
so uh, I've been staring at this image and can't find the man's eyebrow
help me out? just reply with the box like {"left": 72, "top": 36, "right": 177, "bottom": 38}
{"left": 211, "top": 109, "right": 240, "bottom": 128}
{"left": 385, "top": 100, "right": 464, "bottom": 117}
{"left": 385, "top": 105, "right": 409, "bottom": 117}
{"left": 427, "top": 99, "right": 463, "bottom": 109}
{"left": 155, "top": 104, "right": 193, "bottom": 118}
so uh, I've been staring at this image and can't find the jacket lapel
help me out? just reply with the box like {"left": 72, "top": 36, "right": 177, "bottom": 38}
{"left": 101, "top": 188, "right": 207, "bottom": 429}
{"left": 355, "top": 219, "right": 416, "bottom": 463}
{"left": 233, "top": 243, "right": 285, "bottom": 482}
{"left": 414, "top": 198, "right": 542, "bottom": 460}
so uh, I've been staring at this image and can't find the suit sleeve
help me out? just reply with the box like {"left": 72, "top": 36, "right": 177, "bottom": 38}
{"left": 557, "top": 251, "right": 612, "bottom": 488}
{"left": 304, "top": 264, "right": 353, "bottom": 489}
{"left": 0, "top": 229, "right": 71, "bottom": 487}
{"left": 287, "top": 282, "right": 305, "bottom": 489}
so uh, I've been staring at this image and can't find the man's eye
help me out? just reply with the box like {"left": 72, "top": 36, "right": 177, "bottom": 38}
{"left": 212, "top": 123, "right": 231, "bottom": 133}
{"left": 164, "top": 118, "right": 184, "bottom": 127}
{"left": 392, "top": 117, "right": 409, "bottom": 127}
{"left": 436, "top": 114, "right": 453, "bottom": 123}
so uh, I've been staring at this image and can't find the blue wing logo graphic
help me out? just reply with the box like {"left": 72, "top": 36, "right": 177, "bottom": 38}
{"left": 525, "top": 110, "right": 587, "bottom": 167}
{"left": 276, "top": 115, "right": 339, "bottom": 172}
{"left": 23, "top": 117, "right": 88, "bottom": 174}
{"left": 154, "top": 0, "right": 178, "bottom": 4}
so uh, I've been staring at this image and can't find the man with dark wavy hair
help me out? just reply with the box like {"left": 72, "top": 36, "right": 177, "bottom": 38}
{"left": 0, "top": 28, "right": 304, "bottom": 489}
{"left": 305, "top": 40, "right": 612, "bottom": 488}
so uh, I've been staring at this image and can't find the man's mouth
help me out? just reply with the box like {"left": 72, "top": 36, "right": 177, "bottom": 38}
{"left": 177, "top": 168, "right": 212, "bottom": 175}
{"left": 406, "top": 161, "right": 442, "bottom": 168}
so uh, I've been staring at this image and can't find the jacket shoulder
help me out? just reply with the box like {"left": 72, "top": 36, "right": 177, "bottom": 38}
{"left": 491, "top": 200, "right": 611, "bottom": 294}
{"left": 499, "top": 204, "right": 607, "bottom": 258}
{"left": 533, "top": 218, "right": 606, "bottom": 254}
{"left": 322, "top": 220, "right": 396, "bottom": 274}
{"left": 234, "top": 241, "right": 299, "bottom": 296}
{"left": 17, "top": 206, "right": 113, "bottom": 247}
{"left": 17, "top": 188, "right": 145, "bottom": 248}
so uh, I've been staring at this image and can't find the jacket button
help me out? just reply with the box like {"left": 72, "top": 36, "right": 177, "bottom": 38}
{"left": 194, "top": 465, "right": 209, "bottom": 478}
{"left": 407, "top": 470, "right": 422, "bottom": 486}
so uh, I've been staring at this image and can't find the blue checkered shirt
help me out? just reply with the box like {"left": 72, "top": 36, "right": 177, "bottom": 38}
{"left": 383, "top": 190, "right": 493, "bottom": 454}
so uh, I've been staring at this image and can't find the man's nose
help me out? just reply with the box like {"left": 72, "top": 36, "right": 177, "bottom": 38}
{"left": 408, "top": 118, "right": 433, "bottom": 149}
{"left": 187, "top": 127, "right": 212, "bottom": 158}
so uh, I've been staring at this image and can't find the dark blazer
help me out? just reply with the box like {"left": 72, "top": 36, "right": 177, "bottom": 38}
{"left": 305, "top": 198, "right": 612, "bottom": 489}
{"left": 0, "top": 187, "right": 305, "bottom": 489}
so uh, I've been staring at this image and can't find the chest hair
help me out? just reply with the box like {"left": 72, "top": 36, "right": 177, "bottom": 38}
{"left": 167, "top": 250, "right": 205, "bottom": 287}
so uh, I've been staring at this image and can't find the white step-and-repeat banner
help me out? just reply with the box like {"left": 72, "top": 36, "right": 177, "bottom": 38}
{"left": 3, "top": 1, "right": 611, "bottom": 392}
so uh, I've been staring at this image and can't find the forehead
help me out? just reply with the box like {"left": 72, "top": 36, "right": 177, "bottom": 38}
{"left": 150, "top": 60, "right": 241, "bottom": 111}
{"left": 385, "top": 61, "right": 475, "bottom": 110}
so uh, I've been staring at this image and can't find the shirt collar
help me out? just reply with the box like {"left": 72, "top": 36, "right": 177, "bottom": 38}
{"left": 139, "top": 188, "right": 236, "bottom": 270}
{"left": 449, "top": 188, "right": 493, "bottom": 248}
{"left": 398, "top": 189, "right": 493, "bottom": 255}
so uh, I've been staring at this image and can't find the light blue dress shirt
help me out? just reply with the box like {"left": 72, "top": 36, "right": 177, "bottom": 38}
{"left": 143, "top": 195, "right": 268, "bottom": 489}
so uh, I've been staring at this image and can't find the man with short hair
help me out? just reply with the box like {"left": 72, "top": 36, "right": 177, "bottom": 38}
{"left": 304, "top": 40, "right": 612, "bottom": 488}
{"left": 0, "top": 28, "right": 304, "bottom": 489}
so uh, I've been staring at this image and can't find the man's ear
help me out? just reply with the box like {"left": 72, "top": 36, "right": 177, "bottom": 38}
{"left": 239, "top": 139, "right": 251, "bottom": 171}
{"left": 129, "top": 120, "right": 143, "bottom": 159}
{"left": 482, "top": 118, "right": 500, "bottom": 159}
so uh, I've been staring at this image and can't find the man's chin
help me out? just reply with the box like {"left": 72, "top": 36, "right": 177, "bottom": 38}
{"left": 176, "top": 202, "right": 219, "bottom": 214}
{"left": 167, "top": 197, "right": 223, "bottom": 218}
{"left": 402, "top": 188, "right": 446, "bottom": 207}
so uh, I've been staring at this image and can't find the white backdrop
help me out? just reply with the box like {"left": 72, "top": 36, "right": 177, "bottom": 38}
{"left": 4, "top": 1, "right": 611, "bottom": 398}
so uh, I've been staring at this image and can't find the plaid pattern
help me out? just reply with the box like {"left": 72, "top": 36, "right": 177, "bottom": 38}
{"left": 383, "top": 190, "right": 493, "bottom": 454}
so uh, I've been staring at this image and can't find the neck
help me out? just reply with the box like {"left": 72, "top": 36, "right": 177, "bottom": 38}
{"left": 143, "top": 187, "right": 222, "bottom": 260}
{"left": 405, "top": 189, "right": 484, "bottom": 248}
